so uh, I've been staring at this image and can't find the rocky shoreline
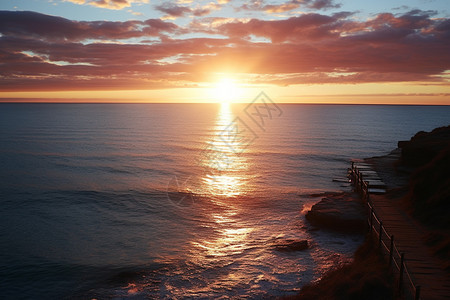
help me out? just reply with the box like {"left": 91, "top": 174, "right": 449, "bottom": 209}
{"left": 283, "top": 157, "right": 394, "bottom": 299}
{"left": 287, "top": 125, "right": 450, "bottom": 299}
{"left": 305, "top": 192, "right": 366, "bottom": 234}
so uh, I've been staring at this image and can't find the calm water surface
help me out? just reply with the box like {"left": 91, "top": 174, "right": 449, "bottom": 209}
{"left": 0, "top": 103, "right": 449, "bottom": 299}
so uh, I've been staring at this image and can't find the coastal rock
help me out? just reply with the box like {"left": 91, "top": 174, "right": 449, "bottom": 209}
{"left": 305, "top": 192, "right": 366, "bottom": 234}
{"left": 398, "top": 125, "right": 450, "bottom": 167}
{"left": 394, "top": 126, "right": 450, "bottom": 227}
{"left": 274, "top": 239, "right": 309, "bottom": 252}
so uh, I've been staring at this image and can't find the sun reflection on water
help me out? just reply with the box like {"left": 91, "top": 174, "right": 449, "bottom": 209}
{"left": 193, "top": 102, "right": 254, "bottom": 263}
{"left": 199, "top": 103, "right": 249, "bottom": 197}
{"left": 191, "top": 227, "right": 253, "bottom": 257}
{"left": 162, "top": 102, "right": 263, "bottom": 296}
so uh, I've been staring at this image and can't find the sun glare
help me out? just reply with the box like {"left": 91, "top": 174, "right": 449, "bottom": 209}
{"left": 213, "top": 78, "right": 242, "bottom": 103}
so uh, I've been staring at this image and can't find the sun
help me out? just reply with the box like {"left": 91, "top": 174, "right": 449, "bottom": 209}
{"left": 213, "top": 78, "right": 242, "bottom": 103}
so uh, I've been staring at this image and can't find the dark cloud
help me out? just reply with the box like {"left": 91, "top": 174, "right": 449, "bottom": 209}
{"left": 154, "top": 2, "right": 220, "bottom": 19}
{"left": 308, "top": 0, "right": 341, "bottom": 10}
{"left": 217, "top": 13, "right": 344, "bottom": 42}
{"left": 154, "top": 3, "right": 192, "bottom": 18}
{"left": 238, "top": 0, "right": 341, "bottom": 13}
{"left": 0, "top": 10, "right": 179, "bottom": 42}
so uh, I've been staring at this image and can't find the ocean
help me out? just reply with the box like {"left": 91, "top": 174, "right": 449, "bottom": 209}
{"left": 0, "top": 103, "right": 449, "bottom": 299}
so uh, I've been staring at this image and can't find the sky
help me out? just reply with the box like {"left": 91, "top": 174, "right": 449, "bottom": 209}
{"left": 0, "top": 0, "right": 449, "bottom": 103}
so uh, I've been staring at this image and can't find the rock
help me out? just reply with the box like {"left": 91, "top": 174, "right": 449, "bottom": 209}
{"left": 274, "top": 239, "right": 309, "bottom": 252}
{"left": 408, "top": 146, "right": 450, "bottom": 228}
{"left": 305, "top": 192, "right": 366, "bottom": 234}
{"left": 397, "top": 140, "right": 409, "bottom": 148}
{"left": 392, "top": 126, "right": 450, "bottom": 228}
{"left": 399, "top": 126, "right": 450, "bottom": 167}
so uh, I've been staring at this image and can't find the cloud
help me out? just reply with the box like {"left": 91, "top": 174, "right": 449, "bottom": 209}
{"left": 154, "top": 3, "right": 192, "bottom": 18}
{"left": 308, "top": 0, "right": 341, "bottom": 10}
{"left": 155, "top": 2, "right": 222, "bottom": 19}
{"left": 217, "top": 13, "right": 344, "bottom": 42}
{"left": 0, "top": 11, "right": 179, "bottom": 42}
{"left": 263, "top": 2, "right": 300, "bottom": 13}
{"left": 238, "top": 0, "right": 341, "bottom": 13}
{"left": 0, "top": 10, "right": 449, "bottom": 91}
{"left": 128, "top": 9, "right": 144, "bottom": 16}
{"left": 64, "top": 0, "right": 149, "bottom": 10}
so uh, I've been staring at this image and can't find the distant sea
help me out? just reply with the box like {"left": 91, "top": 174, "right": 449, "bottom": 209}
{"left": 1, "top": 103, "right": 449, "bottom": 299}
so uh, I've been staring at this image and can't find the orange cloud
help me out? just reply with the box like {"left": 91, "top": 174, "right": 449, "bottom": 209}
{"left": 0, "top": 10, "right": 449, "bottom": 91}
{"left": 64, "top": 0, "right": 149, "bottom": 10}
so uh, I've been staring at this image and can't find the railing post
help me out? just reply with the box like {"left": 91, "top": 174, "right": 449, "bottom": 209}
{"left": 370, "top": 208, "right": 374, "bottom": 233}
{"left": 379, "top": 221, "right": 383, "bottom": 248}
{"left": 362, "top": 181, "right": 365, "bottom": 199}
{"left": 360, "top": 174, "right": 363, "bottom": 191}
{"left": 415, "top": 285, "right": 421, "bottom": 300}
{"left": 399, "top": 253, "right": 405, "bottom": 293}
{"left": 356, "top": 170, "right": 360, "bottom": 191}
{"left": 364, "top": 182, "right": 369, "bottom": 202}
{"left": 389, "top": 235, "right": 394, "bottom": 267}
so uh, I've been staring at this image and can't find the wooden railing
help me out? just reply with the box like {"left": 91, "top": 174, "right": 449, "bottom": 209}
{"left": 350, "top": 163, "right": 421, "bottom": 300}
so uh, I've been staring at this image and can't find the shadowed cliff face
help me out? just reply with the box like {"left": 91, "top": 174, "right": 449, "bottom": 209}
{"left": 398, "top": 126, "right": 450, "bottom": 228}
{"left": 408, "top": 146, "right": 450, "bottom": 228}
{"left": 399, "top": 125, "right": 450, "bottom": 167}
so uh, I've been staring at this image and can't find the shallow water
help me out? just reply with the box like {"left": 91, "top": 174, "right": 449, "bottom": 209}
{"left": 0, "top": 103, "right": 449, "bottom": 299}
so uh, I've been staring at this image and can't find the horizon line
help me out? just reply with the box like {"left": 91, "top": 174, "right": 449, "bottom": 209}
{"left": 0, "top": 101, "right": 449, "bottom": 106}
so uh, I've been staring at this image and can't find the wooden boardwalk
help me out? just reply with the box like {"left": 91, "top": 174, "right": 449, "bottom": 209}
{"left": 370, "top": 193, "right": 450, "bottom": 300}
{"left": 352, "top": 159, "right": 450, "bottom": 299}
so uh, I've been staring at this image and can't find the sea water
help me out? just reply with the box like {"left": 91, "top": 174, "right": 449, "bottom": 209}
{"left": 0, "top": 103, "right": 449, "bottom": 299}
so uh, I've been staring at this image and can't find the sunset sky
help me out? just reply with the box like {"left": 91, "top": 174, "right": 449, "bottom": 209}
{"left": 0, "top": 0, "right": 449, "bottom": 103}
